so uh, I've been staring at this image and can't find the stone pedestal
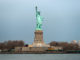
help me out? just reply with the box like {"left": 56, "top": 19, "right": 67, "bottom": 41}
{"left": 32, "top": 30, "right": 50, "bottom": 47}
{"left": 34, "top": 30, "right": 44, "bottom": 43}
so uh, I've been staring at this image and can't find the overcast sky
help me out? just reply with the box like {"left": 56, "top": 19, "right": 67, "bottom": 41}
{"left": 0, "top": 0, "right": 80, "bottom": 44}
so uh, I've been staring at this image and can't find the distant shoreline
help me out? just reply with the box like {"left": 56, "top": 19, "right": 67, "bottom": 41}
{"left": 0, "top": 52, "right": 80, "bottom": 54}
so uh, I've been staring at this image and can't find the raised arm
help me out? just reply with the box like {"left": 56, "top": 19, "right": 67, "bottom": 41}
{"left": 35, "top": 6, "right": 37, "bottom": 13}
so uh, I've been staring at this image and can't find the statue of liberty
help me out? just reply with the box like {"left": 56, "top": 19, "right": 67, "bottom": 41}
{"left": 35, "top": 6, "right": 43, "bottom": 30}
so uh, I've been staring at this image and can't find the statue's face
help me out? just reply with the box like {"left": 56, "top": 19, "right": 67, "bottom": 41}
{"left": 38, "top": 11, "right": 40, "bottom": 15}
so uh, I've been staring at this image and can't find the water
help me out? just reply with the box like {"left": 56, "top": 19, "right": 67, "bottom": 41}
{"left": 0, "top": 54, "right": 80, "bottom": 60}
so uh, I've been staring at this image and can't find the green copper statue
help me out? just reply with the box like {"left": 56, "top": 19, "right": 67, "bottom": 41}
{"left": 35, "top": 6, "right": 43, "bottom": 30}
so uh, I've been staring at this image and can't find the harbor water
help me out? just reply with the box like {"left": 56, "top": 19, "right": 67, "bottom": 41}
{"left": 0, "top": 54, "right": 80, "bottom": 60}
